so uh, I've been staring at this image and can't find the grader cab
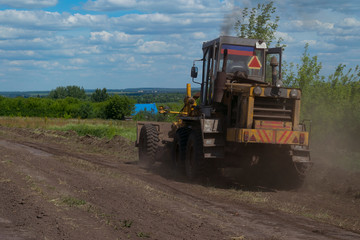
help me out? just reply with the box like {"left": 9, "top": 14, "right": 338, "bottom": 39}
{"left": 136, "top": 36, "right": 311, "bottom": 188}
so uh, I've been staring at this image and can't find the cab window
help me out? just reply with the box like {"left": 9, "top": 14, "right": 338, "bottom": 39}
{"left": 219, "top": 44, "right": 264, "bottom": 78}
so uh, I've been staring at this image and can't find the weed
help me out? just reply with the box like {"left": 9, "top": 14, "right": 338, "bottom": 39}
{"left": 46, "top": 185, "right": 56, "bottom": 191}
{"left": 137, "top": 232, "right": 150, "bottom": 238}
{"left": 31, "top": 183, "right": 43, "bottom": 195}
{"left": 231, "top": 237, "right": 245, "bottom": 240}
{"left": 58, "top": 178, "right": 67, "bottom": 185}
{"left": 122, "top": 219, "right": 133, "bottom": 228}
{"left": 1, "top": 159, "right": 12, "bottom": 164}
{"left": 61, "top": 196, "right": 86, "bottom": 207}
{"left": 0, "top": 178, "right": 11, "bottom": 183}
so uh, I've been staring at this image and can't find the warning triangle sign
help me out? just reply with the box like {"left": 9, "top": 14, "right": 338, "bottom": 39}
{"left": 248, "top": 56, "right": 262, "bottom": 69}
{"left": 250, "top": 135, "right": 256, "bottom": 141}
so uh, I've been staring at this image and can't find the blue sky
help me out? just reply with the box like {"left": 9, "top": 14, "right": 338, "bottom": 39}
{"left": 0, "top": 0, "right": 359, "bottom": 91}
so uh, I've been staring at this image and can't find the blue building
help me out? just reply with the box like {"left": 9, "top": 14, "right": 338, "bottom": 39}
{"left": 133, "top": 103, "right": 158, "bottom": 115}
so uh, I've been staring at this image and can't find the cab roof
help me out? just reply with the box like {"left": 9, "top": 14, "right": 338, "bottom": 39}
{"left": 202, "top": 36, "right": 264, "bottom": 50}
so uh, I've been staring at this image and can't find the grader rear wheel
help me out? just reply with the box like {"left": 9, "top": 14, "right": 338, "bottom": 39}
{"left": 274, "top": 158, "right": 310, "bottom": 189}
{"left": 138, "top": 124, "right": 159, "bottom": 168}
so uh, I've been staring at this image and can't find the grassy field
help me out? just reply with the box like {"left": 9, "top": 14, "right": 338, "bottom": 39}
{"left": 0, "top": 117, "right": 137, "bottom": 141}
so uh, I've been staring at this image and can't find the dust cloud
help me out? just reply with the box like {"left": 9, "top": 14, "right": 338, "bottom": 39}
{"left": 302, "top": 129, "right": 360, "bottom": 200}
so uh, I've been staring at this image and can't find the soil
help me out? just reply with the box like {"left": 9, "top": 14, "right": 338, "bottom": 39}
{"left": 0, "top": 126, "right": 359, "bottom": 240}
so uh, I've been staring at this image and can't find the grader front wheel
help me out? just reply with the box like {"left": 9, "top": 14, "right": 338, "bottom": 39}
{"left": 172, "top": 128, "right": 190, "bottom": 173}
{"left": 138, "top": 124, "right": 159, "bottom": 168}
{"left": 185, "top": 131, "right": 204, "bottom": 180}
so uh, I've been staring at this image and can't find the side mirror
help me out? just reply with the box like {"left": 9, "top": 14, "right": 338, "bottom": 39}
{"left": 191, "top": 66, "right": 198, "bottom": 78}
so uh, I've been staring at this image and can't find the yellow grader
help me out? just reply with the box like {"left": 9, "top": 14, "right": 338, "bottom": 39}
{"left": 136, "top": 36, "right": 311, "bottom": 188}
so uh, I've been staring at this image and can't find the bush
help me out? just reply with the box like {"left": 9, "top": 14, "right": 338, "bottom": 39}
{"left": 48, "top": 85, "right": 86, "bottom": 100}
{"left": 91, "top": 88, "right": 109, "bottom": 102}
{"left": 104, "top": 95, "right": 134, "bottom": 120}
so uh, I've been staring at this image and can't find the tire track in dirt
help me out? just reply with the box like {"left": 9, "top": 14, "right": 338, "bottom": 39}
{"left": 3, "top": 138, "right": 359, "bottom": 240}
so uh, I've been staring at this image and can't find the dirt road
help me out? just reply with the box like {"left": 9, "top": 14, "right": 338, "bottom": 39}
{"left": 0, "top": 126, "right": 359, "bottom": 240}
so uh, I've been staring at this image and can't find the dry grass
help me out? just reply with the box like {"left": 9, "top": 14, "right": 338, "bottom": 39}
{"left": 0, "top": 116, "right": 135, "bottom": 128}
{"left": 0, "top": 116, "right": 136, "bottom": 140}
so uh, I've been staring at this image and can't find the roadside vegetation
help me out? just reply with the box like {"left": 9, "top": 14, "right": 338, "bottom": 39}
{"left": 0, "top": 117, "right": 136, "bottom": 141}
{"left": 51, "top": 123, "right": 136, "bottom": 141}
{"left": 0, "top": 86, "right": 134, "bottom": 120}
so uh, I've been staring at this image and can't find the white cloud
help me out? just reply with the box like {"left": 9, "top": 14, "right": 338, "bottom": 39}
{"left": 0, "top": 26, "right": 50, "bottom": 39}
{"left": 83, "top": 0, "right": 136, "bottom": 11}
{"left": 192, "top": 32, "right": 206, "bottom": 39}
{"left": 9, "top": 59, "right": 60, "bottom": 69}
{"left": 83, "top": 0, "right": 212, "bottom": 13}
{"left": 274, "top": 32, "right": 294, "bottom": 42}
{"left": 301, "top": 39, "right": 317, "bottom": 46}
{"left": 290, "top": 19, "right": 334, "bottom": 31}
{"left": 0, "top": 0, "right": 58, "bottom": 8}
{"left": 284, "top": 0, "right": 360, "bottom": 15}
{"left": 340, "top": 17, "right": 360, "bottom": 27}
{"left": 89, "top": 31, "right": 143, "bottom": 51}
{"left": 114, "top": 13, "right": 172, "bottom": 25}
{"left": 137, "top": 41, "right": 177, "bottom": 54}
{"left": 70, "top": 58, "right": 87, "bottom": 65}
{"left": 0, "top": 10, "right": 108, "bottom": 30}
{"left": 299, "top": 39, "right": 337, "bottom": 50}
{"left": 90, "top": 31, "right": 113, "bottom": 42}
{"left": 0, "top": 9, "right": 217, "bottom": 35}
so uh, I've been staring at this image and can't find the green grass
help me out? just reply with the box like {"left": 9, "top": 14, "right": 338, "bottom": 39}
{"left": 137, "top": 232, "right": 150, "bottom": 238}
{"left": 61, "top": 196, "right": 86, "bottom": 207}
{"left": 0, "top": 117, "right": 137, "bottom": 141}
{"left": 50, "top": 123, "right": 136, "bottom": 141}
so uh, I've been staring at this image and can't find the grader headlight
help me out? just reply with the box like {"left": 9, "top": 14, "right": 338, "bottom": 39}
{"left": 276, "top": 80, "right": 283, "bottom": 88}
{"left": 253, "top": 86, "right": 262, "bottom": 96}
{"left": 290, "top": 89, "right": 299, "bottom": 98}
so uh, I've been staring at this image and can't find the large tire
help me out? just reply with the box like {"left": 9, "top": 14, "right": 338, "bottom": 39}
{"left": 272, "top": 157, "right": 309, "bottom": 189}
{"left": 172, "top": 128, "right": 190, "bottom": 173}
{"left": 185, "top": 130, "right": 204, "bottom": 180}
{"left": 138, "top": 124, "right": 159, "bottom": 168}
{"left": 284, "top": 162, "right": 309, "bottom": 189}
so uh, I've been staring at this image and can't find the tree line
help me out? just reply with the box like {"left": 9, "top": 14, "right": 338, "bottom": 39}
{"left": 0, "top": 86, "right": 184, "bottom": 120}
{"left": 0, "top": 90, "right": 134, "bottom": 120}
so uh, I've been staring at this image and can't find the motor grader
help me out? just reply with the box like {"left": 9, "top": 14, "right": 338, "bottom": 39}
{"left": 136, "top": 36, "right": 311, "bottom": 188}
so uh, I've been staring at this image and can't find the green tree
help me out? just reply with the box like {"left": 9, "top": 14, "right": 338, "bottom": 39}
{"left": 91, "top": 88, "right": 109, "bottom": 102}
{"left": 66, "top": 85, "right": 86, "bottom": 99}
{"left": 49, "top": 85, "right": 86, "bottom": 99}
{"left": 104, "top": 95, "right": 134, "bottom": 120}
{"left": 283, "top": 44, "right": 324, "bottom": 91}
{"left": 48, "top": 86, "right": 67, "bottom": 99}
{"left": 78, "top": 102, "right": 94, "bottom": 119}
{"left": 234, "top": 1, "right": 281, "bottom": 46}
